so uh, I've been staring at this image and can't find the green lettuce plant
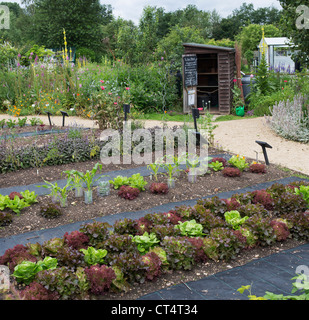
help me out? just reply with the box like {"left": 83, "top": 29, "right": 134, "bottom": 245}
{"left": 109, "top": 175, "right": 130, "bottom": 190}
{"left": 13, "top": 256, "right": 58, "bottom": 284}
{"left": 228, "top": 155, "right": 249, "bottom": 171}
{"left": 128, "top": 173, "right": 148, "bottom": 191}
{"left": 4, "top": 195, "right": 30, "bottom": 215}
{"left": 131, "top": 232, "right": 160, "bottom": 254}
{"left": 80, "top": 246, "right": 107, "bottom": 265}
{"left": 20, "top": 190, "right": 38, "bottom": 205}
{"left": 209, "top": 161, "right": 224, "bottom": 172}
{"left": 294, "top": 185, "right": 309, "bottom": 208}
{"left": 175, "top": 219, "right": 205, "bottom": 237}
{"left": 224, "top": 210, "right": 249, "bottom": 230}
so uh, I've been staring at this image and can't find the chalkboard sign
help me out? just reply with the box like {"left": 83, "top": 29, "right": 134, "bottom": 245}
{"left": 183, "top": 55, "right": 198, "bottom": 87}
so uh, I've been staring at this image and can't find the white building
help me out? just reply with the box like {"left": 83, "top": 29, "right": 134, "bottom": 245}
{"left": 258, "top": 37, "right": 296, "bottom": 73}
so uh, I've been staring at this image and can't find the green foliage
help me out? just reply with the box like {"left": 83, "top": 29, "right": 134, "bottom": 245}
{"left": 228, "top": 155, "right": 249, "bottom": 171}
{"left": 3, "top": 195, "right": 30, "bottom": 215}
{"left": 131, "top": 232, "right": 160, "bottom": 254}
{"left": 13, "top": 256, "right": 58, "bottom": 284}
{"left": 294, "top": 185, "right": 309, "bottom": 208}
{"left": 224, "top": 210, "right": 249, "bottom": 230}
{"left": 110, "top": 174, "right": 147, "bottom": 191}
{"left": 80, "top": 247, "right": 108, "bottom": 265}
{"left": 209, "top": 161, "right": 224, "bottom": 172}
{"left": 175, "top": 219, "right": 205, "bottom": 237}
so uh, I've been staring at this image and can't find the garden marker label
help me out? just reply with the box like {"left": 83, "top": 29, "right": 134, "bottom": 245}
{"left": 0, "top": 5, "right": 10, "bottom": 29}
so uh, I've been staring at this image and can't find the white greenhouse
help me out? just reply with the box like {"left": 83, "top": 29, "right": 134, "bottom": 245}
{"left": 258, "top": 37, "right": 296, "bottom": 73}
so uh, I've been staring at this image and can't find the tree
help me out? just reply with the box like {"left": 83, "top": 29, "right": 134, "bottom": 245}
{"left": 279, "top": 0, "right": 309, "bottom": 66}
{"left": 23, "top": 0, "right": 112, "bottom": 59}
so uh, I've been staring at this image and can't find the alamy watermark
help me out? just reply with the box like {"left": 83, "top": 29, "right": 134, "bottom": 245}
{"left": 296, "top": 5, "right": 309, "bottom": 29}
{"left": 294, "top": 265, "right": 309, "bottom": 290}
{"left": 99, "top": 121, "right": 209, "bottom": 175}
{"left": 0, "top": 265, "right": 10, "bottom": 291}
{"left": 0, "top": 5, "right": 10, "bottom": 30}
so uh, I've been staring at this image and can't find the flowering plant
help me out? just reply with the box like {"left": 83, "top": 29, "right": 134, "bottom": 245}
{"left": 89, "top": 84, "right": 131, "bottom": 130}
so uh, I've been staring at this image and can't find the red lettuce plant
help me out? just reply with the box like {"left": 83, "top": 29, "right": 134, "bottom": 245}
{"left": 249, "top": 163, "right": 266, "bottom": 174}
{"left": 64, "top": 230, "right": 89, "bottom": 250}
{"left": 151, "top": 223, "right": 181, "bottom": 240}
{"left": 193, "top": 204, "right": 226, "bottom": 230}
{"left": 142, "top": 251, "right": 162, "bottom": 281}
{"left": 284, "top": 211, "right": 309, "bottom": 241}
{"left": 118, "top": 185, "right": 140, "bottom": 200}
{"left": 134, "top": 217, "right": 152, "bottom": 235}
{"left": 0, "top": 211, "right": 13, "bottom": 226}
{"left": 149, "top": 182, "right": 169, "bottom": 194}
{"left": 196, "top": 196, "right": 227, "bottom": 218}
{"left": 79, "top": 221, "right": 111, "bottom": 246}
{"left": 270, "top": 220, "right": 290, "bottom": 241}
{"left": 222, "top": 167, "right": 241, "bottom": 177}
{"left": 21, "top": 282, "right": 59, "bottom": 300}
{"left": 161, "top": 236, "right": 195, "bottom": 270}
{"left": 113, "top": 218, "right": 137, "bottom": 235}
{"left": 9, "top": 192, "right": 23, "bottom": 200}
{"left": 251, "top": 190, "right": 274, "bottom": 210}
{"left": 103, "top": 234, "right": 138, "bottom": 256}
{"left": 187, "top": 237, "right": 208, "bottom": 263}
{"left": 0, "top": 244, "right": 37, "bottom": 272}
{"left": 164, "top": 211, "right": 183, "bottom": 225}
{"left": 224, "top": 198, "right": 241, "bottom": 211}
{"left": 85, "top": 264, "right": 116, "bottom": 295}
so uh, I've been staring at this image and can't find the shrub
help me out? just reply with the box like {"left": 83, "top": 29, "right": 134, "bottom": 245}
{"left": 161, "top": 236, "right": 195, "bottom": 270}
{"left": 222, "top": 167, "right": 241, "bottom": 177}
{"left": 9, "top": 192, "right": 24, "bottom": 200}
{"left": 85, "top": 264, "right": 116, "bottom": 295}
{"left": 118, "top": 185, "right": 140, "bottom": 200}
{"left": 39, "top": 203, "right": 63, "bottom": 219}
{"left": 0, "top": 210, "right": 13, "bottom": 226}
{"left": 64, "top": 230, "right": 90, "bottom": 250}
{"left": 149, "top": 182, "right": 169, "bottom": 194}
{"left": 249, "top": 163, "right": 266, "bottom": 174}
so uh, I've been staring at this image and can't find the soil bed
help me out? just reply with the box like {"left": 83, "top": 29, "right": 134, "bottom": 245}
{"left": 0, "top": 160, "right": 305, "bottom": 238}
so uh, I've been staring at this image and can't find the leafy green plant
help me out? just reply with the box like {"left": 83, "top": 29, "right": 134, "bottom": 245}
{"left": 20, "top": 190, "right": 38, "bottom": 205}
{"left": 6, "top": 119, "right": 16, "bottom": 128}
{"left": 4, "top": 195, "right": 30, "bottom": 215}
{"left": 147, "top": 162, "right": 161, "bottom": 181}
{"left": 40, "top": 203, "right": 63, "bottom": 219}
{"left": 224, "top": 210, "right": 249, "bottom": 230}
{"left": 109, "top": 175, "right": 130, "bottom": 190}
{"left": 294, "top": 185, "right": 309, "bottom": 208}
{"left": 175, "top": 219, "right": 205, "bottom": 237}
{"left": 209, "top": 160, "right": 224, "bottom": 172}
{"left": 74, "top": 163, "right": 103, "bottom": 191}
{"left": 17, "top": 117, "right": 27, "bottom": 127}
{"left": 13, "top": 256, "right": 58, "bottom": 284}
{"left": 80, "top": 246, "right": 108, "bottom": 265}
{"left": 131, "top": 232, "right": 160, "bottom": 254}
{"left": 128, "top": 173, "right": 148, "bottom": 191}
{"left": 0, "top": 195, "right": 10, "bottom": 210}
{"left": 228, "top": 155, "right": 249, "bottom": 171}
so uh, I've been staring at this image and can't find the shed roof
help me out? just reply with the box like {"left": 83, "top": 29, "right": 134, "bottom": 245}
{"left": 183, "top": 43, "right": 235, "bottom": 52}
{"left": 260, "top": 37, "right": 292, "bottom": 46}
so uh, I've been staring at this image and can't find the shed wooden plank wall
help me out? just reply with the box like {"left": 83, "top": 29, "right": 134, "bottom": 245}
{"left": 218, "top": 52, "right": 235, "bottom": 114}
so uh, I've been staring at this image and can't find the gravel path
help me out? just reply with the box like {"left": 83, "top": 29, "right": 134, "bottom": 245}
{"left": 1, "top": 114, "right": 308, "bottom": 175}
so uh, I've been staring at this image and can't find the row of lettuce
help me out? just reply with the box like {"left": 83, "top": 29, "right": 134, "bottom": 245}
{"left": 0, "top": 181, "right": 308, "bottom": 300}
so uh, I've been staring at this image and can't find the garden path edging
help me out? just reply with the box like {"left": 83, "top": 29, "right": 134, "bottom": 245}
{"left": 0, "top": 175, "right": 307, "bottom": 256}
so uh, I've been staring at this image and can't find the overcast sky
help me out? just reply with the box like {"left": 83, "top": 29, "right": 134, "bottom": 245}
{"left": 103, "top": 0, "right": 282, "bottom": 24}
{"left": 4, "top": 0, "right": 282, "bottom": 24}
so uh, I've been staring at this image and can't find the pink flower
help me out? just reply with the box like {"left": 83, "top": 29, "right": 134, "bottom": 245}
{"left": 100, "top": 80, "right": 104, "bottom": 83}
{"left": 284, "top": 80, "right": 288, "bottom": 83}
{"left": 233, "top": 79, "right": 237, "bottom": 83}
{"left": 125, "top": 87, "right": 130, "bottom": 90}
{"left": 114, "top": 102, "right": 118, "bottom": 105}
{"left": 101, "top": 86, "right": 105, "bottom": 90}
{"left": 108, "top": 92, "right": 112, "bottom": 95}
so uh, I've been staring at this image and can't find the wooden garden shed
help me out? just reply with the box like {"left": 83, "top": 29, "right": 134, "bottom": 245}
{"left": 182, "top": 43, "right": 236, "bottom": 114}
